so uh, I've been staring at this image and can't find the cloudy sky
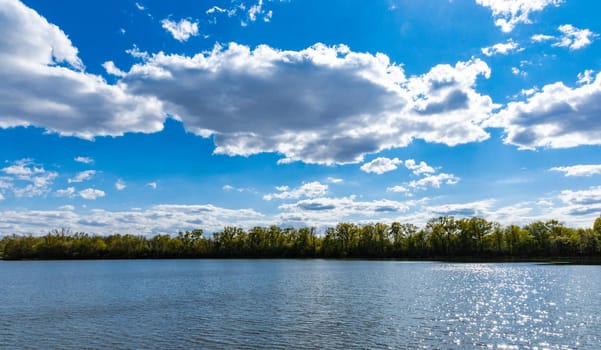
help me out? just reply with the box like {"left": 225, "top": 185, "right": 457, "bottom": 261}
{"left": 1, "top": 0, "right": 601, "bottom": 235}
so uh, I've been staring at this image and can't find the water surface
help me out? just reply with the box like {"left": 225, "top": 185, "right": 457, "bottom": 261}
{"left": 1, "top": 260, "right": 600, "bottom": 349}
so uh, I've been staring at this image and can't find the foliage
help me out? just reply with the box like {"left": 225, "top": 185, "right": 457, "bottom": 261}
{"left": 2, "top": 216, "right": 601, "bottom": 260}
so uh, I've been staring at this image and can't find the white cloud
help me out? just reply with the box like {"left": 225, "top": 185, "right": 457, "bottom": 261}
{"left": 55, "top": 187, "right": 76, "bottom": 198}
{"left": 115, "top": 179, "right": 126, "bottom": 190}
{"left": 68, "top": 170, "right": 96, "bottom": 183}
{"left": 135, "top": 2, "right": 145, "bottom": 11}
{"left": 532, "top": 25, "right": 597, "bottom": 50}
{"left": 408, "top": 173, "right": 460, "bottom": 189}
{"left": 121, "top": 44, "right": 494, "bottom": 164}
{"left": 481, "top": 40, "right": 521, "bottom": 56}
{"left": 326, "top": 177, "right": 343, "bottom": 184}
{"left": 206, "top": 6, "right": 227, "bottom": 15}
{"left": 531, "top": 34, "right": 554, "bottom": 42}
{"left": 557, "top": 186, "right": 601, "bottom": 219}
{"left": 278, "top": 196, "right": 415, "bottom": 227}
{"left": 0, "top": 204, "right": 265, "bottom": 235}
{"left": 161, "top": 18, "right": 199, "bottom": 42}
{"left": 147, "top": 182, "right": 158, "bottom": 190}
{"left": 553, "top": 24, "right": 597, "bottom": 50}
{"left": 74, "top": 156, "right": 94, "bottom": 164}
{"left": 404, "top": 159, "right": 435, "bottom": 175}
{"left": 248, "top": 0, "right": 264, "bottom": 21}
{"left": 102, "top": 61, "right": 126, "bottom": 77}
{"left": 427, "top": 199, "right": 494, "bottom": 217}
{"left": 222, "top": 184, "right": 234, "bottom": 191}
{"left": 1, "top": 2, "right": 496, "bottom": 165}
{"left": 475, "top": 0, "right": 563, "bottom": 32}
{"left": 264, "top": 181, "right": 328, "bottom": 201}
{"left": 387, "top": 185, "right": 410, "bottom": 193}
{"left": 551, "top": 165, "right": 601, "bottom": 177}
{"left": 1, "top": 159, "right": 57, "bottom": 197}
{"left": 79, "top": 188, "right": 105, "bottom": 200}
{"left": 489, "top": 71, "right": 601, "bottom": 149}
{"left": 0, "top": 0, "right": 166, "bottom": 140}
{"left": 578, "top": 70, "right": 595, "bottom": 85}
{"left": 360, "top": 157, "right": 402, "bottom": 174}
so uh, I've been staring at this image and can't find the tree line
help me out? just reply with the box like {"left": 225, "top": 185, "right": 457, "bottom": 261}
{"left": 1, "top": 216, "right": 601, "bottom": 260}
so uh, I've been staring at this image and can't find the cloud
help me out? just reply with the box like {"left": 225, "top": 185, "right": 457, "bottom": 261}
{"left": 532, "top": 24, "right": 597, "bottom": 50}
{"left": 115, "top": 179, "right": 126, "bottom": 190}
{"left": 475, "top": 0, "right": 563, "bottom": 32}
{"left": 278, "top": 196, "right": 415, "bottom": 226}
{"left": 55, "top": 187, "right": 76, "bottom": 198}
{"left": 121, "top": 44, "right": 494, "bottom": 164}
{"left": 1, "top": 2, "right": 496, "bottom": 165}
{"left": 326, "top": 177, "right": 343, "bottom": 184}
{"left": 408, "top": 173, "right": 460, "bottom": 189}
{"left": 550, "top": 165, "right": 601, "bottom": 177}
{"left": 481, "top": 40, "right": 521, "bottom": 56}
{"left": 161, "top": 18, "right": 199, "bottom": 42}
{"left": 68, "top": 170, "right": 96, "bottom": 183}
{"left": 0, "top": 204, "right": 265, "bottom": 235}
{"left": 222, "top": 184, "right": 234, "bottom": 191}
{"left": 74, "top": 156, "right": 94, "bottom": 164}
{"left": 79, "top": 188, "right": 105, "bottom": 200}
{"left": 135, "top": 2, "right": 145, "bottom": 11}
{"left": 360, "top": 157, "right": 402, "bottom": 174}
{"left": 427, "top": 200, "right": 494, "bottom": 217}
{"left": 404, "top": 159, "right": 435, "bottom": 175}
{"left": 553, "top": 24, "right": 597, "bottom": 50}
{"left": 559, "top": 186, "right": 601, "bottom": 207}
{"left": 1, "top": 159, "right": 57, "bottom": 197}
{"left": 263, "top": 181, "right": 328, "bottom": 201}
{"left": 387, "top": 185, "right": 410, "bottom": 193}
{"left": 0, "top": 0, "right": 165, "bottom": 139}
{"left": 146, "top": 182, "right": 157, "bottom": 190}
{"left": 489, "top": 71, "right": 601, "bottom": 149}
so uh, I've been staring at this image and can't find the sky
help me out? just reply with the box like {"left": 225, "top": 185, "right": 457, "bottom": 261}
{"left": 1, "top": 0, "right": 601, "bottom": 235}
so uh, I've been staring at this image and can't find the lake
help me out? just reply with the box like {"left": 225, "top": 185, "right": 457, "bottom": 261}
{"left": 1, "top": 260, "right": 600, "bottom": 349}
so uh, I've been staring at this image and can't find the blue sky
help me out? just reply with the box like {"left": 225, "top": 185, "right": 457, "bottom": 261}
{"left": 1, "top": 0, "right": 601, "bottom": 235}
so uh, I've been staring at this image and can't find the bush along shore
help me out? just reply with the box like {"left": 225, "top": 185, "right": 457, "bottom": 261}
{"left": 1, "top": 216, "right": 601, "bottom": 261}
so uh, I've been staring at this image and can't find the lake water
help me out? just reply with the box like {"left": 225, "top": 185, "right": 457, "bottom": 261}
{"left": 1, "top": 260, "right": 600, "bottom": 349}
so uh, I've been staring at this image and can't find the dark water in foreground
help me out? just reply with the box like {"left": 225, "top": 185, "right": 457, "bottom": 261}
{"left": 1, "top": 260, "right": 600, "bottom": 349}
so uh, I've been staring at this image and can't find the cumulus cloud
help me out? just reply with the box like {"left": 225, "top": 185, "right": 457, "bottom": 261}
{"left": 68, "top": 170, "right": 96, "bottom": 183}
{"left": 476, "top": 0, "right": 563, "bottom": 32}
{"left": 79, "top": 188, "right": 105, "bottom": 200}
{"left": 532, "top": 24, "right": 597, "bottom": 50}
{"left": 387, "top": 185, "right": 410, "bottom": 193}
{"left": 55, "top": 187, "right": 76, "bottom": 198}
{"left": 161, "top": 18, "right": 199, "bottom": 42}
{"left": 427, "top": 199, "right": 494, "bottom": 217}
{"left": 360, "top": 157, "right": 402, "bottom": 174}
{"left": 74, "top": 156, "right": 94, "bottom": 164}
{"left": 489, "top": 71, "right": 601, "bottom": 149}
{"left": 1, "top": 1, "right": 496, "bottom": 165}
{"left": 277, "top": 196, "right": 415, "bottom": 227}
{"left": 550, "top": 165, "right": 601, "bottom": 177}
{"left": 481, "top": 40, "right": 521, "bottom": 56}
{"left": 1, "top": 159, "right": 57, "bottom": 197}
{"left": 0, "top": 0, "right": 165, "bottom": 139}
{"left": 404, "top": 159, "right": 435, "bottom": 175}
{"left": 408, "top": 173, "right": 460, "bottom": 189}
{"left": 263, "top": 181, "right": 328, "bottom": 201}
{"left": 121, "top": 44, "right": 494, "bottom": 164}
{"left": 0, "top": 204, "right": 265, "bottom": 235}
{"left": 146, "top": 182, "right": 158, "bottom": 190}
{"left": 553, "top": 24, "right": 597, "bottom": 50}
